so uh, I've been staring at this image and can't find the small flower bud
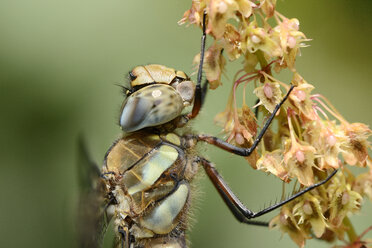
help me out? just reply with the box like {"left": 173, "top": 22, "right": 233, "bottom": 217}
{"left": 289, "top": 18, "right": 300, "bottom": 30}
{"left": 326, "top": 134, "right": 337, "bottom": 147}
{"left": 280, "top": 214, "right": 288, "bottom": 225}
{"left": 264, "top": 83, "right": 273, "bottom": 98}
{"left": 287, "top": 36, "right": 297, "bottom": 49}
{"left": 303, "top": 201, "right": 313, "bottom": 215}
{"left": 251, "top": 34, "right": 261, "bottom": 44}
{"left": 296, "top": 150, "right": 305, "bottom": 163}
{"left": 217, "top": 1, "right": 228, "bottom": 13}
{"left": 235, "top": 132, "right": 245, "bottom": 145}
{"left": 294, "top": 89, "right": 306, "bottom": 102}
{"left": 342, "top": 192, "right": 350, "bottom": 205}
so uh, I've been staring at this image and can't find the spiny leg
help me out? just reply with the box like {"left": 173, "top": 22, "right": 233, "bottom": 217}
{"left": 199, "top": 157, "right": 338, "bottom": 225}
{"left": 188, "top": 11, "right": 207, "bottom": 119}
{"left": 192, "top": 84, "right": 295, "bottom": 156}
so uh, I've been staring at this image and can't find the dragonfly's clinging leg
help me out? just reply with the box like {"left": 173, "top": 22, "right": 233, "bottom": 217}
{"left": 191, "top": 84, "right": 295, "bottom": 156}
{"left": 188, "top": 11, "right": 207, "bottom": 120}
{"left": 199, "top": 157, "right": 338, "bottom": 225}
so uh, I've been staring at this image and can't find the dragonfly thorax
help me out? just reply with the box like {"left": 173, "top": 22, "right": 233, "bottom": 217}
{"left": 102, "top": 132, "right": 199, "bottom": 247}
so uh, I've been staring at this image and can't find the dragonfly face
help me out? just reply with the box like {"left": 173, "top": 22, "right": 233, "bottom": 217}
{"left": 78, "top": 12, "right": 337, "bottom": 248}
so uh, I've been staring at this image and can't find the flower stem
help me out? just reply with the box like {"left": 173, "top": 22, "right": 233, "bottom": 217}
{"left": 343, "top": 217, "right": 357, "bottom": 243}
{"left": 256, "top": 50, "right": 268, "bottom": 69}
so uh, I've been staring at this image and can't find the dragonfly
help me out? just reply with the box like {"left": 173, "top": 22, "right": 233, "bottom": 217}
{"left": 77, "top": 12, "right": 337, "bottom": 248}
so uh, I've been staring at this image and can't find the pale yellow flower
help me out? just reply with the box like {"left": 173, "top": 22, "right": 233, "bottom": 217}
{"left": 193, "top": 43, "right": 226, "bottom": 89}
{"left": 293, "top": 195, "right": 327, "bottom": 238}
{"left": 340, "top": 122, "right": 372, "bottom": 167}
{"left": 245, "top": 20, "right": 282, "bottom": 58}
{"left": 290, "top": 73, "right": 317, "bottom": 121}
{"left": 253, "top": 80, "right": 282, "bottom": 113}
{"left": 270, "top": 206, "right": 309, "bottom": 248}
{"left": 256, "top": 149, "right": 289, "bottom": 182}
{"left": 284, "top": 138, "right": 316, "bottom": 186}
{"left": 328, "top": 174, "right": 362, "bottom": 227}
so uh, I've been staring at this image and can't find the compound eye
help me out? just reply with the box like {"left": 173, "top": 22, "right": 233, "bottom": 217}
{"left": 119, "top": 84, "right": 184, "bottom": 132}
{"left": 120, "top": 97, "right": 153, "bottom": 132}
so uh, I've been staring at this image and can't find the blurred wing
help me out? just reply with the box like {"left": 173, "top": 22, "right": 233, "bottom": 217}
{"left": 77, "top": 137, "right": 110, "bottom": 248}
{"left": 113, "top": 236, "right": 123, "bottom": 248}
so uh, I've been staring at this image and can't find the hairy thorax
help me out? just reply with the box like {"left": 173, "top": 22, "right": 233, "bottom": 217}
{"left": 102, "top": 131, "right": 199, "bottom": 247}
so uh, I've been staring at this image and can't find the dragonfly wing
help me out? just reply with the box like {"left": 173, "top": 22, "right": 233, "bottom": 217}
{"left": 77, "top": 137, "right": 110, "bottom": 248}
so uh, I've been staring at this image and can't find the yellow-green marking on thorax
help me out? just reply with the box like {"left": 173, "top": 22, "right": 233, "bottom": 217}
{"left": 163, "top": 133, "right": 181, "bottom": 146}
{"left": 140, "top": 182, "right": 189, "bottom": 234}
{"left": 123, "top": 144, "right": 179, "bottom": 195}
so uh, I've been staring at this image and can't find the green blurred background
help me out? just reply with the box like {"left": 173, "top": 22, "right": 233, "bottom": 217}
{"left": 1, "top": 1, "right": 371, "bottom": 247}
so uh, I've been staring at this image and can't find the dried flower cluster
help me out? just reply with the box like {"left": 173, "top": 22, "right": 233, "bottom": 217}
{"left": 180, "top": 0, "right": 372, "bottom": 247}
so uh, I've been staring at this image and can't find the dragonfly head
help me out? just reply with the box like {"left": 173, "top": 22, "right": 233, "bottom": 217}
{"left": 119, "top": 64, "right": 195, "bottom": 132}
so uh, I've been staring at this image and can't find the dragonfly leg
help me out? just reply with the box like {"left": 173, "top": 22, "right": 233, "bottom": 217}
{"left": 191, "top": 85, "right": 295, "bottom": 156}
{"left": 188, "top": 11, "right": 207, "bottom": 120}
{"left": 199, "top": 157, "right": 338, "bottom": 226}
